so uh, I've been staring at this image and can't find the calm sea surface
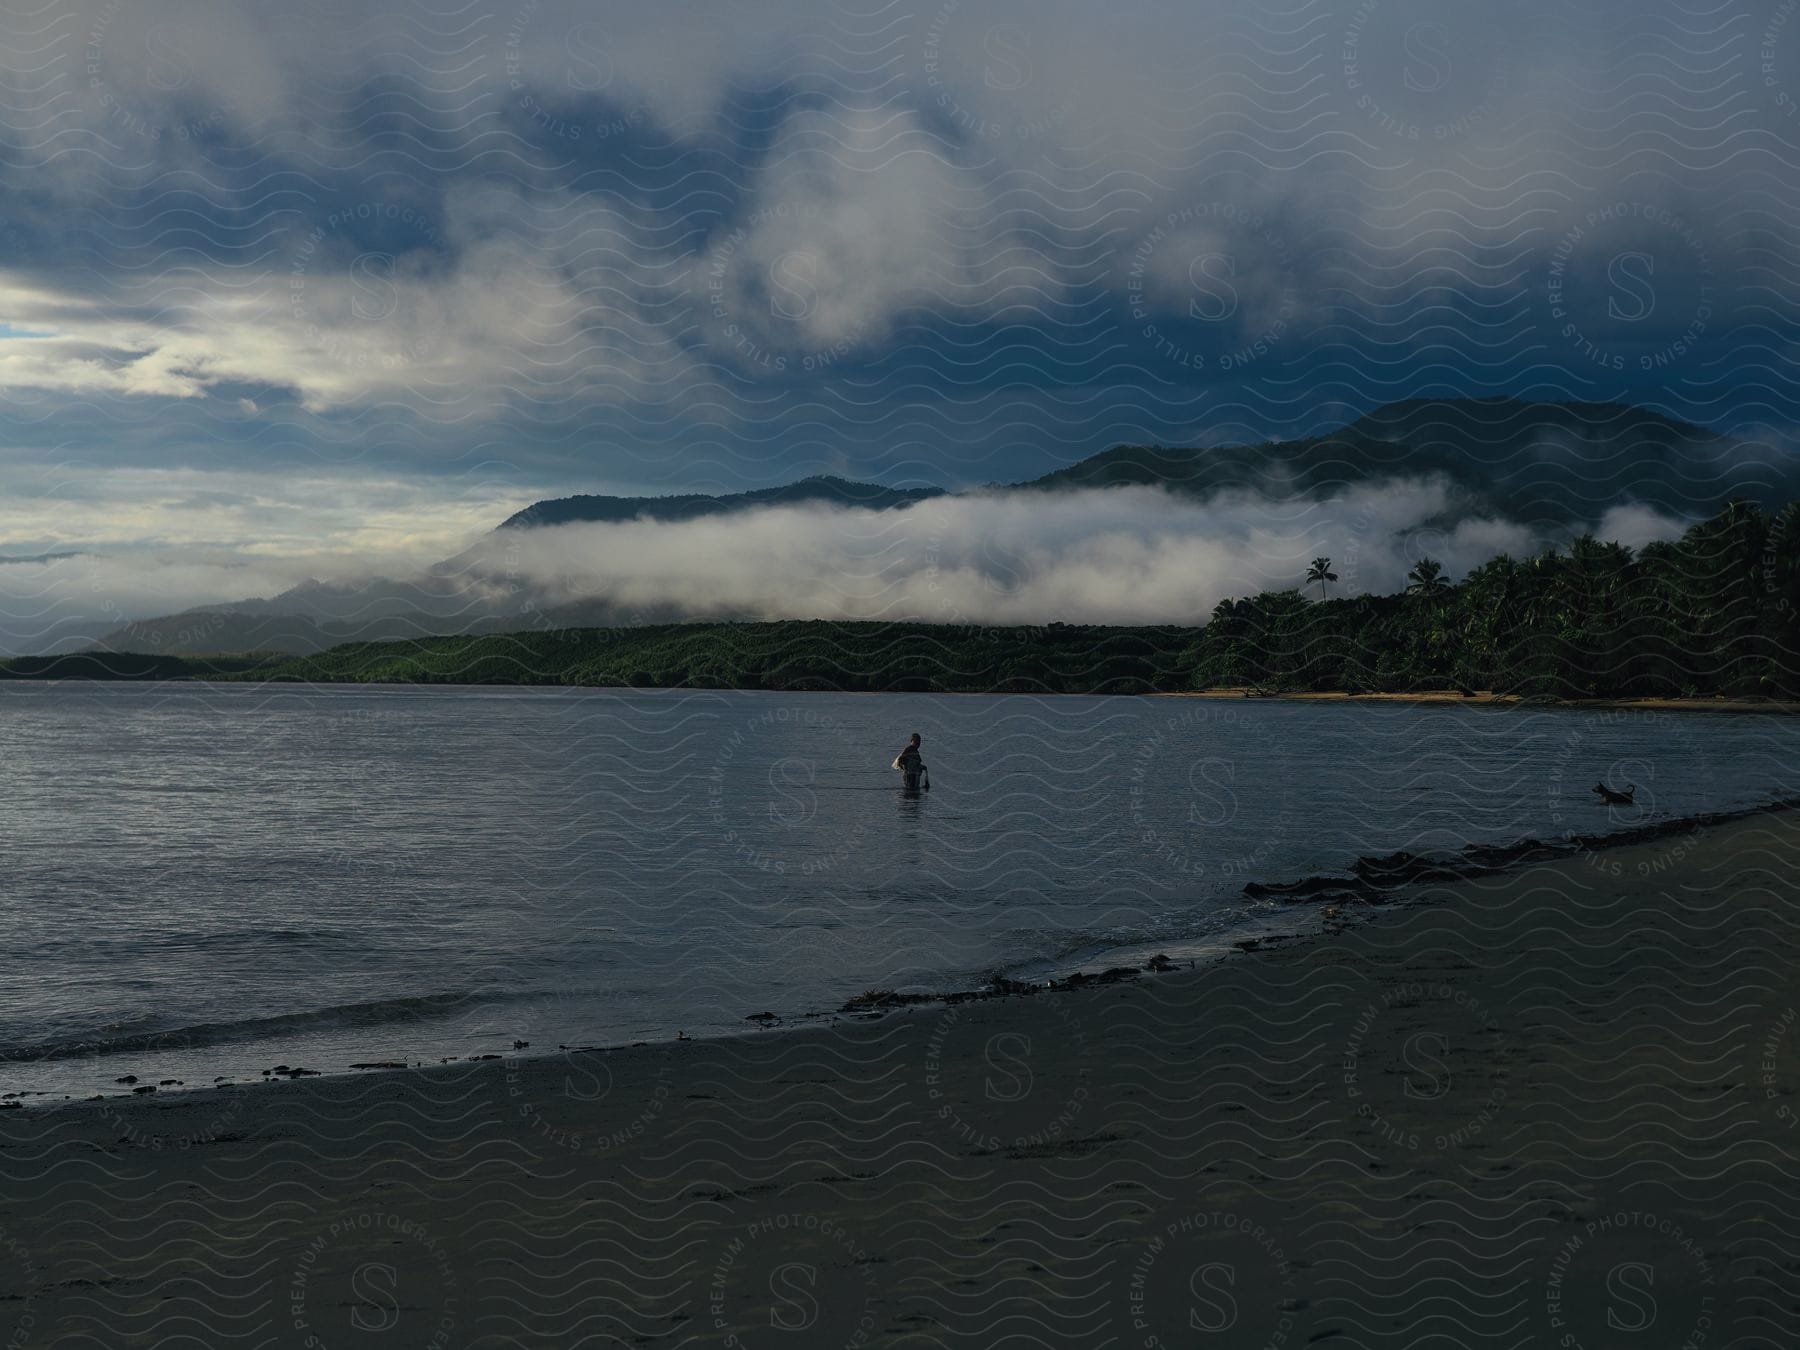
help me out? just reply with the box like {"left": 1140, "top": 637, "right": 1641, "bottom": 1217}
{"left": 2, "top": 681, "right": 1793, "bottom": 1098}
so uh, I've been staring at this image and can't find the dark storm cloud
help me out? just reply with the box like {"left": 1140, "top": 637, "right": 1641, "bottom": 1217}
{"left": 0, "top": 0, "right": 1795, "bottom": 637}
{"left": 1, "top": 0, "right": 1792, "bottom": 421}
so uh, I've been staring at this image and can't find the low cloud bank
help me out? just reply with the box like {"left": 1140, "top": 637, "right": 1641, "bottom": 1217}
{"left": 0, "top": 552, "right": 315, "bottom": 655}
{"left": 471, "top": 479, "right": 1691, "bottom": 627}
{"left": 0, "top": 480, "right": 1693, "bottom": 655}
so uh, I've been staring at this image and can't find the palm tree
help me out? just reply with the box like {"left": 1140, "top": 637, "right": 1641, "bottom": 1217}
{"left": 1305, "top": 556, "right": 1338, "bottom": 600}
{"left": 1407, "top": 557, "right": 1449, "bottom": 598}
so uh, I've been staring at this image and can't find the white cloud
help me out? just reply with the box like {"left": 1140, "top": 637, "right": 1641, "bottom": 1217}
{"left": 471, "top": 478, "right": 1655, "bottom": 627}
{"left": 0, "top": 463, "right": 530, "bottom": 567}
{"left": 1593, "top": 503, "right": 1690, "bottom": 552}
{"left": 691, "top": 104, "right": 1064, "bottom": 371}
{"left": 0, "top": 182, "right": 656, "bottom": 414}
{"left": 0, "top": 472, "right": 1705, "bottom": 654}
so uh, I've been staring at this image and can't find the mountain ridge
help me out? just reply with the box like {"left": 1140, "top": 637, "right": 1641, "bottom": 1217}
{"left": 494, "top": 475, "right": 947, "bottom": 532}
{"left": 81, "top": 397, "right": 1788, "bottom": 657}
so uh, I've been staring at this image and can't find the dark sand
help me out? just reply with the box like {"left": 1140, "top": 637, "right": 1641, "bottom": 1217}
{"left": 3, "top": 810, "right": 1798, "bottom": 1347}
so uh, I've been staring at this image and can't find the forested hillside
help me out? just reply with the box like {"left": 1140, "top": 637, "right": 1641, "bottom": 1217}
{"left": 37, "top": 501, "right": 1800, "bottom": 699}
{"left": 244, "top": 621, "right": 1201, "bottom": 694}
{"left": 1194, "top": 500, "right": 1800, "bottom": 697}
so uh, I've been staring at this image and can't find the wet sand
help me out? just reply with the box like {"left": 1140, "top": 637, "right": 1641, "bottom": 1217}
{"left": 2, "top": 808, "right": 1798, "bottom": 1347}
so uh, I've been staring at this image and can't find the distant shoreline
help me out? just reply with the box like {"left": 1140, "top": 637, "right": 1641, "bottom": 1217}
{"left": 6, "top": 666, "right": 1800, "bottom": 713}
{"left": 6, "top": 611, "right": 1798, "bottom": 708}
{"left": 1158, "top": 687, "right": 1800, "bottom": 714}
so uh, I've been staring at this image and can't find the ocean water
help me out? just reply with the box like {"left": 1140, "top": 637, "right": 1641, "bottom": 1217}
{"left": 1, "top": 680, "right": 1793, "bottom": 1099}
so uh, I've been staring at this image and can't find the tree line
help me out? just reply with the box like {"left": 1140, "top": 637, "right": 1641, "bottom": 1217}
{"left": 1198, "top": 500, "right": 1800, "bottom": 697}
{"left": 249, "top": 499, "right": 1793, "bottom": 699}
{"left": 12, "top": 500, "right": 1797, "bottom": 699}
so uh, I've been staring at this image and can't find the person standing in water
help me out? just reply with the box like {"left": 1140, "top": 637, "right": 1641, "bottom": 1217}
{"left": 892, "top": 732, "right": 928, "bottom": 791}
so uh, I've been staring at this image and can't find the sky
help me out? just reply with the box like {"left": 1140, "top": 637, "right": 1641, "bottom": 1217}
{"left": 1, "top": 0, "right": 1798, "bottom": 646}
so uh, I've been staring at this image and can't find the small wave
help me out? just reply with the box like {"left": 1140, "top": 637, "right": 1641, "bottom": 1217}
{"left": 159, "top": 927, "right": 345, "bottom": 952}
{"left": 1, "top": 991, "right": 487, "bottom": 1064}
{"left": 16, "top": 928, "right": 339, "bottom": 961}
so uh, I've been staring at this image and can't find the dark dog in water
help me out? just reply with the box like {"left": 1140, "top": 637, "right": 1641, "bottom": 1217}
{"left": 1593, "top": 781, "right": 1636, "bottom": 805}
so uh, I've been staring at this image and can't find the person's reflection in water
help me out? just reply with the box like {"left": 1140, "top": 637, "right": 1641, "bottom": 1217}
{"left": 891, "top": 732, "right": 928, "bottom": 794}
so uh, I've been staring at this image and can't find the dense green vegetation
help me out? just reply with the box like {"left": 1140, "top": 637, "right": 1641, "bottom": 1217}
{"left": 0, "top": 652, "right": 275, "bottom": 681}
{"left": 239, "top": 621, "right": 1202, "bottom": 695}
{"left": 1196, "top": 500, "right": 1800, "bottom": 698}
{"left": 238, "top": 500, "right": 1800, "bottom": 698}
{"left": 30, "top": 499, "right": 1800, "bottom": 699}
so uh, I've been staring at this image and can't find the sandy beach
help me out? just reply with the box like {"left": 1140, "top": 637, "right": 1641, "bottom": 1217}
{"left": 3, "top": 807, "right": 1797, "bottom": 1347}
